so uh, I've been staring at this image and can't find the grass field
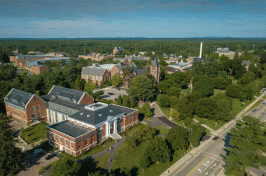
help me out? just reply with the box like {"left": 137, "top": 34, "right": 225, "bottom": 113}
{"left": 181, "top": 88, "right": 191, "bottom": 94}
{"left": 94, "top": 153, "right": 109, "bottom": 169}
{"left": 245, "top": 99, "right": 264, "bottom": 114}
{"left": 21, "top": 122, "right": 48, "bottom": 144}
{"left": 194, "top": 115, "right": 225, "bottom": 130}
{"left": 232, "top": 98, "right": 254, "bottom": 115}
{"left": 155, "top": 126, "right": 169, "bottom": 135}
{"left": 111, "top": 125, "right": 186, "bottom": 176}
{"left": 158, "top": 105, "right": 171, "bottom": 118}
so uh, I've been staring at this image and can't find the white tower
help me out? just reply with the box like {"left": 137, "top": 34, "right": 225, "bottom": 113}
{"left": 199, "top": 42, "right": 203, "bottom": 58}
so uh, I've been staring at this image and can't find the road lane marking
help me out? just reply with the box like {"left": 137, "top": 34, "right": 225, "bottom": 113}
{"left": 260, "top": 167, "right": 266, "bottom": 173}
{"left": 173, "top": 152, "right": 200, "bottom": 175}
{"left": 201, "top": 159, "right": 215, "bottom": 175}
{"left": 209, "top": 162, "right": 223, "bottom": 176}
{"left": 256, "top": 106, "right": 266, "bottom": 119}
{"left": 186, "top": 157, "right": 208, "bottom": 176}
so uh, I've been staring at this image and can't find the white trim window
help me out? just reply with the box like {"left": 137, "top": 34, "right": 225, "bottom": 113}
{"left": 54, "top": 134, "right": 57, "bottom": 141}
{"left": 60, "top": 138, "right": 62, "bottom": 144}
{"left": 65, "top": 148, "right": 68, "bottom": 153}
{"left": 37, "top": 105, "right": 40, "bottom": 110}
{"left": 71, "top": 143, "right": 73, "bottom": 149}
{"left": 65, "top": 139, "right": 68, "bottom": 146}
{"left": 71, "top": 151, "right": 74, "bottom": 156}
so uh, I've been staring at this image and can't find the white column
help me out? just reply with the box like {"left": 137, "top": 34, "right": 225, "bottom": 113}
{"left": 106, "top": 122, "right": 109, "bottom": 136}
{"left": 114, "top": 120, "right": 117, "bottom": 133}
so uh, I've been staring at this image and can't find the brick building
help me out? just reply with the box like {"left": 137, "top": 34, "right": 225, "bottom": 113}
{"left": 41, "top": 85, "right": 94, "bottom": 124}
{"left": 79, "top": 53, "right": 113, "bottom": 61}
{"left": 81, "top": 64, "right": 111, "bottom": 85}
{"left": 31, "top": 65, "right": 49, "bottom": 75}
{"left": 150, "top": 57, "right": 160, "bottom": 83}
{"left": 113, "top": 47, "right": 124, "bottom": 55}
{"left": 47, "top": 102, "right": 138, "bottom": 156}
{"left": 4, "top": 89, "right": 47, "bottom": 124}
{"left": 10, "top": 55, "right": 53, "bottom": 67}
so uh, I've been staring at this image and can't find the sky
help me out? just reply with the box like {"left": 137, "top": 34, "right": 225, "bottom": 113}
{"left": 0, "top": 0, "right": 265, "bottom": 38}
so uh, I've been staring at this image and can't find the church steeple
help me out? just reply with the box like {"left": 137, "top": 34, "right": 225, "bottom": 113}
{"left": 152, "top": 57, "right": 159, "bottom": 67}
{"left": 150, "top": 57, "right": 160, "bottom": 83}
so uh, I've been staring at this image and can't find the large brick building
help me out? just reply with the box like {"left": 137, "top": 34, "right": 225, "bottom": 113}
{"left": 31, "top": 65, "right": 49, "bottom": 75}
{"left": 47, "top": 102, "right": 138, "bottom": 156}
{"left": 4, "top": 89, "right": 47, "bottom": 124}
{"left": 10, "top": 55, "right": 53, "bottom": 67}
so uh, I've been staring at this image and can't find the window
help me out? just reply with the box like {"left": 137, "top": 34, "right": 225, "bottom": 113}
{"left": 60, "top": 138, "right": 62, "bottom": 144}
{"left": 85, "top": 139, "right": 87, "bottom": 145}
{"left": 55, "top": 113, "right": 58, "bottom": 123}
{"left": 33, "top": 106, "right": 35, "bottom": 111}
{"left": 24, "top": 115, "right": 25, "bottom": 119}
{"left": 49, "top": 140, "right": 53, "bottom": 145}
{"left": 65, "top": 139, "right": 68, "bottom": 146}
{"left": 38, "top": 112, "right": 41, "bottom": 119}
{"left": 65, "top": 148, "right": 68, "bottom": 153}
{"left": 86, "top": 147, "right": 88, "bottom": 151}
{"left": 32, "top": 113, "right": 36, "bottom": 119}
{"left": 54, "top": 134, "right": 57, "bottom": 141}
{"left": 37, "top": 105, "right": 40, "bottom": 110}
{"left": 78, "top": 145, "right": 80, "bottom": 149}
{"left": 49, "top": 132, "right": 51, "bottom": 139}
{"left": 71, "top": 143, "right": 73, "bottom": 149}
{"left": 71, "top": 151, "right": 74, "bottom": 156}
{"left": 55, "top": 143, "right": 57, "bottom": 147}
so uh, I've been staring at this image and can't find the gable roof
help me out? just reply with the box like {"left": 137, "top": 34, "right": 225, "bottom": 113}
{"left": 152, "top": 57, "right": 159, "bottom": 67}
{"left": 81, "top": 67, "right": 106, "bottom": 76}
{"left": 4, "top": 88, "right": 33, "bottom": 108}
{"left": 115, "top": 63, "right": 137, "bottom": 72}
{"left": 47, "top": 85, "right": 85, "bottom": 104}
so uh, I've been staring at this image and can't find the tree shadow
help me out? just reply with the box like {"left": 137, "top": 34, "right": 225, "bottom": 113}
{"left": 79, "top": 157, "right": 107, "bottom": 176}
{"left": 109, "top": 166, "right": 139, "bottom": 176}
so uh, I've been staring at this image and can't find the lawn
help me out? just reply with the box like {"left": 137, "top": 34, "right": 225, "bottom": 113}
{"left": 155, "top": 126, "right": 169, "bottom": 135}
{"left": 214, "top": 89, "right": 225, "bottom": 94}
{"left": 232, "top": 98, "right": 254, "bottom": 115}
{"left": 263, "top": 95, "right": 266, "bottom": 99}
{"left": 158, "top": 105, "right": 171, "bottom": 118}
{"left": 181, "top": 88, "right": 191, "bottom": 94}
{"left": 245, "top": 99, "right": 264, "bottom": 114}
{"left": 21, "top": 122, "right": 48, "bottom": 144}
{"left": 94, "top": 153, "right": 109, "bottom": 169}
{"left": 111, "top": 140, "right": 186, "bottom": 176}
{"left": 79, "top": 139, "right": 116, "bottom": 160}
{"left": 194, "top": 115, "right": 225, "bottom": 131}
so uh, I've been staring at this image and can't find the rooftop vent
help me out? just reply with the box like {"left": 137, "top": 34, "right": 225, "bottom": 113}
{"left": 80, "top": 112, "right": 83, "bottom": 115}
{"left": 110, "top": 110, "right": 113, "bottom": 112}
{"left": 87, "top": 115, "right": 90, "bottom": 117}
{"left": 99, "top": 114, "right": 102, "bottom": 116}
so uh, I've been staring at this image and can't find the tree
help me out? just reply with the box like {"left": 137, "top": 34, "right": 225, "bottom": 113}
{"left": 215, "top": 99, "right": 233, "bottom": 121}
{"left": 157, "top": 94, "right": 170, "bottom": 107}
{"left": 169, "top": 108, "right": 180, "bottom": 120}
{"left": 166, "top": 87, "right": 181, "bottom": 98}
{"left": 159, "top": 59, "right": 168, "bottom": 66}
{"left": 226, "top": 85, "right": 244, "bottom": 100}
{"left": 224, "top": 116, "right": 266, "bottom": 176}
{"left": 117, "top": 95, "right": 122, "bottom": 105}
{"left": 139, "top": 152, "right": 150, "bottom": 173}
{"left": 73, "top": 77, "right": 85, "bottom": 91}
{"left": 51, "top": 155, "right": 81, "bottom": 176}
{"left": 166, "top": 126, "right": 189, "bottom": 151}
{"left": 0, "top": 52, "right": 10, "bottom": 63}
{"left": 84, "top": 80, "right": 96, "bottom": 95}
{"left": 130, "top": 96, "right": 136, "bottom": 108}
{"left": 128, "top": 75, "right": 157, "bottom": 102}
{"left": 193, "top": 76, "right": 214, "bottom": 97}
{"left": 195, "top": 97, "right": 217, "bottom": 120}
{"left": 111, "top": 74, "right": 122, "bottom": 87}
{"left": 92, "top": 91, "right": 104, "bottom": 100}
{"left": 139, "top": 103, "right": 153, "bottom": 118}
{"left": 188, "top": 123, "right": 206, "bottom": 147}
{"left": 238, "top": 71, "right": 256, "bottom": 85}
{"left": 0, "top": 114, "right": 23, "bottom": 175}
{"left": 122, "top": 94, "right": 128, "bottom": 107}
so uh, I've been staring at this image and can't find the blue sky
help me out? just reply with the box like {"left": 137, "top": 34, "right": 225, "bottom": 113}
{"left": 0, "top": 0, "right": 265, "bottom": 38}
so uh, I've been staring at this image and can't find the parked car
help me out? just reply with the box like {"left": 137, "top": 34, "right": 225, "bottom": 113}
{"left": 263, "top": 101, "right": 266, "bottom": 104}
{"left": 263, "top": 111, "right": 266, "bottom": 114}
{"left": 45, "top": 154, "right": 56, "bottom": 160}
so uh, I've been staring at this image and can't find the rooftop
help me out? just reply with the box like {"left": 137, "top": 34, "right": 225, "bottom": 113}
{"left": 4, "top": 88, "right": 33, "bottom": 109}
{"left": 48, "top": 120, "right": 92, "bottom": 138}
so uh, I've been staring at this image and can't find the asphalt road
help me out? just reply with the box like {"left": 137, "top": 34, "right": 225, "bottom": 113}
{"left": 167, "top": 94, "right": 266, "bottom": 176}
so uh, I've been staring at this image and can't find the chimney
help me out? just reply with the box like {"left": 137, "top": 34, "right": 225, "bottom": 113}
{"left": 199, "top": 42, "right": 203, "bottom": 58}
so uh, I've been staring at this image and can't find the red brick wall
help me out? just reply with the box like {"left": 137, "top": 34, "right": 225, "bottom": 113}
{"left": 31, "top": 65, "right": 48, "bottom": 75}
{"left": 79, "top": 93, "right": 94, "bottom": 105}
{"left": 25, "top": 95, "right": 47, "bottom": 124}
{"left": 5, "top": 103, "right": 26, "bottom": 122}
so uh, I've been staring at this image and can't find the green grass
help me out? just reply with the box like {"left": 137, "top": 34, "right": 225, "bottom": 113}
{"left": 21, "top": 122, "right": 48, "bottom": 144}
{"left": 79, "top": 139, "right": 116, "bottom": 159}
{"left": 245, "top": 99, "right": 264, "bottom": 114}
{"left": 158, "top": 105, "right": 171, "bottom": 118}
{"left": 214, "top": 89, "right": 226, "bottom": 94}
{"left": 232, "top": 98, "right": 254, "bottom": 115}
{"left": 111, "top": 140, "right": 186, "bottom": 176}
{"left": 181, "top": 88, "right": 191, "bottom": 94}
{"left": 155, "top": 126, "right": 169, "bottom": 135}
{"left": 194, "top": 115, "right": 225, "bottom": 130}
{"left": 263, "top": 95, "right": 266, "bottom": 99}
{"left": 94, "top": 153, "right": 109, "bottom": 169}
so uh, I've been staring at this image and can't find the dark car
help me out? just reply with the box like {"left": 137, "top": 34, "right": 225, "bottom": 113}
{"left": 45, "top": 154, "right": 56, "bottom": 160}
{"left": 108, "top": 92, "right": 114, "bottom": 95}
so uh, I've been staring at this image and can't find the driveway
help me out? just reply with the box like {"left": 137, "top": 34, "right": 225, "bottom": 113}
{"left": 9, "top": 119, "right": 27, "bottom": 136}
{"left": 100, "top": 87, "right": 128, "bottom": 101}
{"left": 18, "top": 152, "right": 58, "bottom": 176}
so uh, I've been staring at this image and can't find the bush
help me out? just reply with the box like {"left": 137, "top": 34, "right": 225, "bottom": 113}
{"left": 157, "top": 94, "right": 170, "bottom": 107}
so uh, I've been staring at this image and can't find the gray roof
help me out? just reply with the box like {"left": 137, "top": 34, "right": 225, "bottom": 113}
{"left": 16, "top": 55, "right": 53, "bottom": 59}
{"left": 48, "top": 121, "right": 92, "bottom": 138}
{"left": 152, "top": 57, "right": 159, "bottom": 67}
{"left": 4, "top": 88, "right": 33, "bottom": 108}
{"left": 47, "top": 85, "right": 85, "bottom": 104}
{"left": 69, "top": 103, "right": 137, "bottom": 126}
{"left": 81, "top": 67, "right": 106, "bottom": 76}
{"left": 132, "top": 68, "right": 145, "bottom": 76}
{"left": 115, "top": 63, "right": 137, "bottom": 72}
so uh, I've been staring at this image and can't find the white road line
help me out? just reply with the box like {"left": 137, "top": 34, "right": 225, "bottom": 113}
{"left": 200, "top": 150, "right": 222, "bottom": 159}
{"left": 209, "top": 162, "right": 223, "bottom": 176}
{"left": 201, "top": 159, "right": 215, "bottom": 175}
{"left": 173, "top": 152, "right": 201, "bottom": 175}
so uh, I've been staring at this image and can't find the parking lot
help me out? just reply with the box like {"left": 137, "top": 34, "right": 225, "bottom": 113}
{"left": 100, "top": 87, "right": 128, "bottom": 101}
{"left": 18, "top": 151, "right": 58, "bottom": 176}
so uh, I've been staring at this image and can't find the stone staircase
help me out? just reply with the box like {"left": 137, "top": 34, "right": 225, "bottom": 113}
{"left": 110, "top": 132, "right": 122, "bottom": 141}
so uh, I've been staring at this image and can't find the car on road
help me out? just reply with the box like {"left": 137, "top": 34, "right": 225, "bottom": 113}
{"left": 108, "top": 92, "right": 114, "bottom": 95}
{"left": 263, "top": 101, "right": 266, "bottom": 104}
{"left": 263, "top": 111, "right": 266, "bottom": 114}
{"left": 45, "top": 154, "right": 56, "bottom": 160}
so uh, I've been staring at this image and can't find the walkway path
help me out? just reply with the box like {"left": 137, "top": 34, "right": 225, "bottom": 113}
{"left": 193, "top": 118, "right": 215, "bottom": 132}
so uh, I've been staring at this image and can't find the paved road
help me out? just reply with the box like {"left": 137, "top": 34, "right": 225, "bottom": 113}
{"left": 161, "top": 93, "right": 266, "bottom": 176}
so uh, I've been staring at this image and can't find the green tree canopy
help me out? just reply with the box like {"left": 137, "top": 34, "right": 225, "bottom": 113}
{"left": 193, "top": 76, "right": 214, "bottom": 97}
{"left": 166, "top": 126, "right": 189, "bottom": 151}
{"left": 51, "top": 155, "right": 81, "bottom": 176}
{"left": 157, "top": 94, "right": 170, "bottom": 107}
{"left": 111, "top": 73, "right": 122, "bottom": 87}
